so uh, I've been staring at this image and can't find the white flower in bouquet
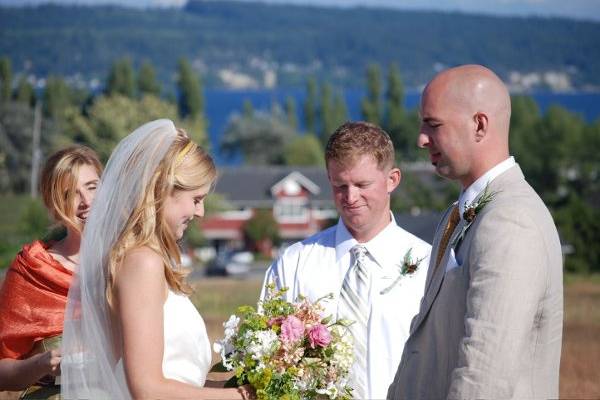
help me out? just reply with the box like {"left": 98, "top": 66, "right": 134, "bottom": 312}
{"left": 246, "top": 330, "right": 279, "bottom": 361}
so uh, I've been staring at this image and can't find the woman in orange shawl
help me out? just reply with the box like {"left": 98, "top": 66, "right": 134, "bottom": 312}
{"left": 0, "top": 145, "right": 102, "bottom": 393}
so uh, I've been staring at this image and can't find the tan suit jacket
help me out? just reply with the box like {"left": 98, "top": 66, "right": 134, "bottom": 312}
{"left": 388, "top": 165, "right": 563, "bottom": 399}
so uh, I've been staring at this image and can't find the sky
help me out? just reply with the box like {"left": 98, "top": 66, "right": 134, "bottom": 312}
{"left": 1, "top": 0, "right": 599, "bottom": 22}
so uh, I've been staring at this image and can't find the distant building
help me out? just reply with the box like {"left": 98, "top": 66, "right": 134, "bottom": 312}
{"left": 200, "top": 166, "right": 337, "bottom": 251}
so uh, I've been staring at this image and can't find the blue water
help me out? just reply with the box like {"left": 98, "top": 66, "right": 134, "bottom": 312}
{"left": 204, "top": 88, "right": 600, "bottom": 165}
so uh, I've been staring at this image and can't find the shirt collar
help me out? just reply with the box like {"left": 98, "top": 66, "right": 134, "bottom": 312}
{"left": 335, "top": 212, "right": 400, "bottom": 269}
{"left": 458, "top": 156, "right": 515, "bottom": 220}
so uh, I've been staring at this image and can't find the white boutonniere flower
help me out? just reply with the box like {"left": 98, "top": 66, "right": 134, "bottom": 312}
{"left": 452, "top": 183, "right": 498, "bottom": 249}
{"left": 380, "top": 248, "right": 424, "bottom": 295}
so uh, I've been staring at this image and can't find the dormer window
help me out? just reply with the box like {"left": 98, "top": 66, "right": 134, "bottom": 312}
{"left": 274, "top": 197, "right": 309, "bottom": 222}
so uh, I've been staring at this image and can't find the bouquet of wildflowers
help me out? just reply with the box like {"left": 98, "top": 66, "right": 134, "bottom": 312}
{"left": 213, "top": 285, "right": 354, "bottom": 400}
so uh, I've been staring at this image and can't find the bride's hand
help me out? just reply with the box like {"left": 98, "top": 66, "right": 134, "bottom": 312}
{"left": 237, "top": 384, "right": 256, "bottom": 400}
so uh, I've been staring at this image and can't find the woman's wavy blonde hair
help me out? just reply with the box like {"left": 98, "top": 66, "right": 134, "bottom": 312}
{"left": 40, "top": 145, "right": 103, "bottom": 233}
{"left": 106, "top": 129, "right": 216, "bottom": 305}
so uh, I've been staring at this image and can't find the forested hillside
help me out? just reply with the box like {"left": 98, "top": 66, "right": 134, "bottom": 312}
{"left": 1, "top": 1, "right": 599, "bottom": 89}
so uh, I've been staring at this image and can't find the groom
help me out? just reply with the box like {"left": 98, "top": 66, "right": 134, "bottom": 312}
{"left": 261, "top": 121, "right": 431, "bottom": 400}
{"left": 387, "top": 65, "right": 563, "bottom": 399}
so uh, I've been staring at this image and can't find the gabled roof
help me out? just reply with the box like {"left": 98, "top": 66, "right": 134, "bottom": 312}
{"left": 214, "top": 166, "right": 333, "bottom": 207}
{"left": 271, "top": 171, "right": 321, "bottom": 196}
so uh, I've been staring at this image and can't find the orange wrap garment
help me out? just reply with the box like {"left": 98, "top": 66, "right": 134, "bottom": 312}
{"left": 0, "top": 240, "right": 73, "bottom": 359}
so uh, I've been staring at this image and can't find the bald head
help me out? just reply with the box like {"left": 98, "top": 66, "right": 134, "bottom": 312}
{"left": 418, "top": 65, "right": 512, "bottom": 187}
{"left": 426, "top": 64, "right": 511, "bottom": 140}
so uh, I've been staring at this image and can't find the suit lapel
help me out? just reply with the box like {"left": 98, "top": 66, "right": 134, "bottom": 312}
{"left": 410, "top": 206, "right": 464, "bottom": 333}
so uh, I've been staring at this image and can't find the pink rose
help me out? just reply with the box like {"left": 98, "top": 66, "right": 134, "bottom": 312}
{"left": 280, "top": 315, "right": 304, "bottom": 343}
{"left": 308, "top": 324, "right": 331, "bottom": 348}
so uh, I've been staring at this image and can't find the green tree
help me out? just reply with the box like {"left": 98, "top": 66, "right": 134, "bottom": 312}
{"left": 0, "top": 101, "right": 56, "bottom": 193}
{"left": 319, "top": 83, "right": 334, "bottom": 144}
{"left": 43, "top": 75, "right": 72, "bottom": 119}
{"left": 284, "top": 96, "right": 298, "bottom": 129}
{"left": 0, "top": 57, "right": 11, "bottom": 102}
{"left": 555, "top": 119, "right": 600, "bottom": 274}
{"left": 137, "top": 61, "right": 161, "bottom": 97}
{"left": 283, "top": 134, "right": 325, "bottom": 166}
{"left": 61, "top": 94, "right": 207, "bottom": 162}
{"left": 176, "top": 58, "right": 203, "bottom": 120}
{"left": 243, "top": 209, "right": 280, "bottom": 251}
{"left": 332, "top": 92, "right": 348, "bottom": 128}
{"left": 19, "top": 198, "right": 51, "bottom": 238}
{"left": 509, "top": 95, "right": 540, "bottom": 162}
{"left": 361, "top": 63, "right": 383, "bottom": 125}
{"left": 105, "top": 58, "right": 135, "bottom": 98}
{"left": 556, "top": 195, "right": 600, "bottom": 273}
{"left": 568, "top": 121, "right": 600, "bottom": 200}
{"left": 519, "top": 105, "right": 584, "bottom": 201}
{"left": 304, "top": 76, "right": 317, "bottom": 134}
{"left": 221, "top": 110, "right": 296, "bottom": 165}
{"left": 14, "top": 77, "right": 35, "bottom": 107}
{"left": 385, "top": 63, "right": 418, "bottom": 160}
{"left": 242, "top": 99, "right": 254, "bottom": 117}
{"left": 385, "top": 63, "right": 404, "bottom": 130}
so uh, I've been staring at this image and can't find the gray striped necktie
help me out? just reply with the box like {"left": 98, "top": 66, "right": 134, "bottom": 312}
{"left": 338, "top": 244, "right": 371, "bottom": 399}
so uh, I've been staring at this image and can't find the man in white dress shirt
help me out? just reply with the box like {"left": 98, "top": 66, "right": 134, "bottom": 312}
{"left": 261, "top": 121, "right": 432, "bottom": 400}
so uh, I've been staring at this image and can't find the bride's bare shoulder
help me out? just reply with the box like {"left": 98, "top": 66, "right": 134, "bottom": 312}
{"left": 118, "top": 246, "right": 166, "bottom": 282}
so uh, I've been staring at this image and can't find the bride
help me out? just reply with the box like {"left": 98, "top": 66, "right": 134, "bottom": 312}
{"left": 61, "top": 119, "right": 251, "bottom": 399}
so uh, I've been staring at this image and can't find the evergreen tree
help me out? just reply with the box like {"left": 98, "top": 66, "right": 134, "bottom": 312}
{"left": 361, "top": 63, "right": 382, "bottom": 125}
{"left": 0, "top": 57, "right": 11, "bottom": 102}
{"left": 332, "top": 91, "right": 348, "bottom": 128}
{"left": 43, "top": 75, "right": 71, "bottom": 119}
{"left": 106, "top": 58, "right": 135, "bottom": 98}
{"left": 285, "top": 96, "right": 298, "bottom": 129}
{"left": 304, "top": 76, "right": 317, "bottom": 134}
{"left": 137, "top": 61, "right": 161, "bottom": 97}
{"left": 509, "top": 95, "right": 540, "bottom": 162}
{"left": 14, "top": 77, "right": 35, "bottom": 107}
{"left": 242, "top": 99, "right": 254, "bottom": 117}
{"left": 320, "top": 83, "right": 335, "bottom": 144}
{"left": 384, "top": 64, "right": 419, "bottom": 160}
{"left": 385, "top": 63, "right": 404, "bottom": 130}
{"left": 176, "top": 58, "right": 203, "bottom": 120}
{"left": 518, "top": 104, "right": 581, "bottom": 200}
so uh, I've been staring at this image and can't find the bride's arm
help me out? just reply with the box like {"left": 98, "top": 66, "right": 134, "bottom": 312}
{"left": 116, "top": 247, "right": 247, "bottom": 399}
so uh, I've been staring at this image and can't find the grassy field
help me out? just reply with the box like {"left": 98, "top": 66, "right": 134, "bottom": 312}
{"left": 558, "top": 274, "right": 600, "bottom": 398}
{"left": 1, "top": 275, "right": 598, "bottom": 398}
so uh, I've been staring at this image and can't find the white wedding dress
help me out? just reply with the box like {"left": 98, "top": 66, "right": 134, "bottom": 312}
{"left": 114, "top": 290, "right": 211, "bottom": 389}
{"left": 162, "top": 290, "right": 211, "bottom": 385}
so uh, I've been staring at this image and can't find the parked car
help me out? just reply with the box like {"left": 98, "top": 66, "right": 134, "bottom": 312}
{"left": 205, "top": 250, "right": 253, "bottom": 277}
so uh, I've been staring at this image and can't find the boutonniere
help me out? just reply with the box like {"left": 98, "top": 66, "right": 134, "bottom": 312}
{"left": 380, "top": 248, "right": 425, "bottom": 295}
{"left": 451, "top": 183, "right": 498, "bottom": 249}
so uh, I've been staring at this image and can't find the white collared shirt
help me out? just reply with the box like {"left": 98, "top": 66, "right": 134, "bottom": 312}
{"left": 458, "top": 156, "right": 516, "bottom": 221}
{"left": 261, "top": 214, "right": 432, "bottom": 400}
{"left": 446, "top": 156, "right": 516, "bottom": 271}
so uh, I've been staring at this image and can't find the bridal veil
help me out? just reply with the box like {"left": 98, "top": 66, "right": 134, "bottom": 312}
{"left": 61, "top": 119, "right": 178, "bottom": 399}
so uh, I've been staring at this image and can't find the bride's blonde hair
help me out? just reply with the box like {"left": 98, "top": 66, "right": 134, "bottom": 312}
{"left": 106, "top": 129, "right": 216, "bottom": 306}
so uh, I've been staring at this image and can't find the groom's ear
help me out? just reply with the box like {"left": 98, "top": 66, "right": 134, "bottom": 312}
{"left": 474, "top": 112, "right": 488, "bottom": 142}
